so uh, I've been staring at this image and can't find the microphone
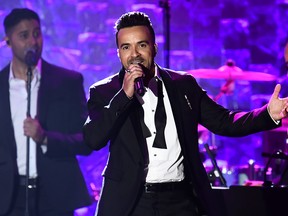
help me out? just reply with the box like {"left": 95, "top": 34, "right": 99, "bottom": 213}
{"left": 135, "top": 77, "right": 145, "bottom": 96}
{"left": 131, "top": 60, "right": 145, "bottom": 96}
{"left": 204, "top": 143, "right": 227, "bottom": 187}
{"left": 24, "top": 48, "right": 37, "bottom": 67}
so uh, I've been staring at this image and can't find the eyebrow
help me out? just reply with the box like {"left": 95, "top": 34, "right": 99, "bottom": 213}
{"left": 17, "top": 30, "right": 28, "bottom": 36}
{"left": 119, "top": 40, "right": 150, "bottom": 49}
{"left": 119, "top": 43, "right": 129, "bottom": 49}
{"left": 137, "top": 40, "right": 150, "bottom": 45}
{"left": 17, "top": 26, "right": 41, "bottom": 35}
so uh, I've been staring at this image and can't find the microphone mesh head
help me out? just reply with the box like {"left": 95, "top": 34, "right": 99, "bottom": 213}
{"left": 24, "top": 48, "right": 38, "bottom": 66}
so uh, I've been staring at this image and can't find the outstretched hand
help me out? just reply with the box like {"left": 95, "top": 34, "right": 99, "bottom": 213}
{"left": 268, "top": 84, "right": 288, "bottom": 121}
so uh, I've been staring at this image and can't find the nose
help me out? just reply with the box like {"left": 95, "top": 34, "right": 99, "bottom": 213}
{"left": 131, "top": 46, "right": 140, "bottom": 57}
{"left": 29, "top": 32, "right": 40, "bottom": 46}
{"left": 28, "top": 36, "right": 37, "bottom": 47}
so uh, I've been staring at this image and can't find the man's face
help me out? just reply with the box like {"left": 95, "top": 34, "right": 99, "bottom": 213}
{"left": 117, "top": 25, "right": 157, "bottom": 73}
{"left": 6, "top": 19, "right": 43, "bottom": 65}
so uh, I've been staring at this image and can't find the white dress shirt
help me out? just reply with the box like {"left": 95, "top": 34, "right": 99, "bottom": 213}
{"left": 139, "top": 66, "right": 184, "bottom": 183}
{"left": 9, "top": 60, "right": 42, "bottom": 178}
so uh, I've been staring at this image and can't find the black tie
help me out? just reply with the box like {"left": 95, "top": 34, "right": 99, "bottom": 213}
{"left": 152, "top": 78, "right": 167, "bottom": 149}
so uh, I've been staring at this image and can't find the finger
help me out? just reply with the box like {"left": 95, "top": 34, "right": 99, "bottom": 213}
{"left": 272, "top": 84, "right": 281, "bottom": 99}
{"left": 130, "top": 71, "right": 144, "bottom": 81}
{"left": 127, "top": 64, "right": 142, "bottom": 72}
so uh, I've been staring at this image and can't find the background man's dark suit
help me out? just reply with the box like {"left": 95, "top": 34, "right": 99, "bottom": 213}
{"left": 0, "top": 60, "right": 92, "bottom": 215}
{"left": 84, "top": 66, "right": 278, "bottom": 216}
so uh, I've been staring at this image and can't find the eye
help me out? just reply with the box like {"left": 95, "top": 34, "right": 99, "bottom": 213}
{"left": 139, "top": 43, "right": 147, "bottom": 48}
{"left": 33, "top": 29, "right": 42, "bottom": 38}
{"left": 121, "top": 45, "right": 129, "bottom": 50}
{"left": 19, "top": 32, "right": 29, "bottom": 40}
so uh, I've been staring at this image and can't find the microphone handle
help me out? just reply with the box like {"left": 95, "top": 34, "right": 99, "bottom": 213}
{"left": 135, "top": 77, "right": 145, "bottom": 96}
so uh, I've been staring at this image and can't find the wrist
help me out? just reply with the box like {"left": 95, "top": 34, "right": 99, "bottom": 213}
{"left": 125, "top": 93, "right": 133, "bottom": 100}
{"left": 127, "top": 95, "right": 133, "bottom": 100}
{"left": 38, "top": 130, "right": 47, "bottom": 145}
{"left": 267, "top": 106, "right": 280, "bottom": 125}
{"left": 42, "top": 135, "right": 48, "bottom": 145}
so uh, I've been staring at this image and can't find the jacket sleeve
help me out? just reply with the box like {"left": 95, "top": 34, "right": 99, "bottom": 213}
{"left": 83, "top": 80, "right": 135, "bottom": 150}
{"left": 42, "top": 72, "right": 92, "bottom": 158}
{"left": 177, "top": 73, "right": 279, "bottom": 137}
{"left": 199, "top": 87, "right": 279, "bottom": 136}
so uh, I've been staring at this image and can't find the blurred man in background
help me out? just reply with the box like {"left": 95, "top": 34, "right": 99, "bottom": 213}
{"left": 0, "top": 8, "right": 92, "bottom": 216}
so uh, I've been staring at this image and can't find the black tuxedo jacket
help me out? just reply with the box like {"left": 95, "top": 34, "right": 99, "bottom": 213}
{"left": 0, "top": 60, "right": 92, "bottom": 215}
{"left": 84, "top": 65, "right": 278, "bottom": 216}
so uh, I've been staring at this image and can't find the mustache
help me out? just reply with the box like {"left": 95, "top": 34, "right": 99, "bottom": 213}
{"left": 128, "top": 58, "right": 144, "bottom": 65}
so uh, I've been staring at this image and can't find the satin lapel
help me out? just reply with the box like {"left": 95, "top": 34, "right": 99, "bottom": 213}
{"left": 159, "top": 69, "right": 187, "bottom": 149}
{"left": 0, "top": 65, "right": 17, "bottom": 159}
{"left": 128, "top": 101, "right": 148, "bottom": 164}
{"left": 36, "top": 60, "right": 50, "bottom": 127}
{"left": 159, "top": 69, "right": 182, "bottom": 120}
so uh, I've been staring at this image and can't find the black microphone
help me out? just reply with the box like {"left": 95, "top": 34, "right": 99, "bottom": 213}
{"left": 131, "top": 60, "right": 145, "bottom": 96}
{"left": 24, "top": 48, "right": 37, "bottom": 67}
{"left": 204, "top": 143, "right": 227, "bottom": 187}
{"left": 135, "top": 77, "right": 145, "bottom": 96}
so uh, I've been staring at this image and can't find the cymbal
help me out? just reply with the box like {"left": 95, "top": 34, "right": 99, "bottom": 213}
{"left": 188, "top": 65, "right": 277, "bottom": 81}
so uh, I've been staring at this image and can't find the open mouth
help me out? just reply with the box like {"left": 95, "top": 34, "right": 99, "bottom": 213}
{"left": 130, "top": 59, "right": 144, "bottom": 65}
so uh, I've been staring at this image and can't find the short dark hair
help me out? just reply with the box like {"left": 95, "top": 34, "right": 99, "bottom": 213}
{"left": 4, "top": 8, "right": 40, "bottom": 35}
{"left": 114, "top": 11, "right": 155, "bottom": 47}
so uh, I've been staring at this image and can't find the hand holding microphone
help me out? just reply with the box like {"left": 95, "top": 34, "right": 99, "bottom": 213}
{"left": 134, "top": 73, "right": 145, "bottom": 97}
{"left": 131, "top": 60, "right": 145, "bottom": 96}
{"left": 124, "top": 60, "right": 146, "bottom": 97}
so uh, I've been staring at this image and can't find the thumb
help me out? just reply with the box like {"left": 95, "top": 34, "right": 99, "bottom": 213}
{"left": 272, "top": 84, "right": 281, "bottom": 100}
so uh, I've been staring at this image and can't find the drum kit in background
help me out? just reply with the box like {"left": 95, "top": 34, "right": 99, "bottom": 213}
{"left": 189, "top": 59, "right": 288, "bottom": 187}
{"left": 187, "top": 60, "right": 277, "bottom": 82}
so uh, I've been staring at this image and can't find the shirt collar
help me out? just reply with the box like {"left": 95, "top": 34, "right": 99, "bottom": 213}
{"left": 9, "top": 58, "right": 42, "bottom": 81}
{"left": 147, "top": 64, "right": 163, "bottom": 95}
{"left": 154, "top": 64, "right": 162, "bottom": 81}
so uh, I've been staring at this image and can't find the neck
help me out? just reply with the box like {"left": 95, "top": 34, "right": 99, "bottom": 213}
{"left": 12, "top": 60, "right": 34, "bottom": 81}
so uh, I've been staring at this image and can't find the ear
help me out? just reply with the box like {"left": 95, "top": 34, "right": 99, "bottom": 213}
{"left": 4, "top": 36, "right": 10, "bottom": 46}
{"left": 153, "top": 43, "right": 158, "bottom": 57}
{"left": 117, "top": 49, "right": 120, "bottom": 58}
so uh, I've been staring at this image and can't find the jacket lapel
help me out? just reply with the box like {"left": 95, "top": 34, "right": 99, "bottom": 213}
{"left": 159, "top": 68, "right": 187, "bottom": 151}
{"left": 0, "top": 65, "right": 17, "bottom": 159}
{"left": 36, "top": 60, "right": 51, "bottom": 127}
{"left": 118, "top": 68, "right": 147, "bottom": 163}
{"left": 159, "top": 68, "right": 182, "bottom": 123}
{"left": 129, "top": 101, "right": 149, "bottom": 163}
